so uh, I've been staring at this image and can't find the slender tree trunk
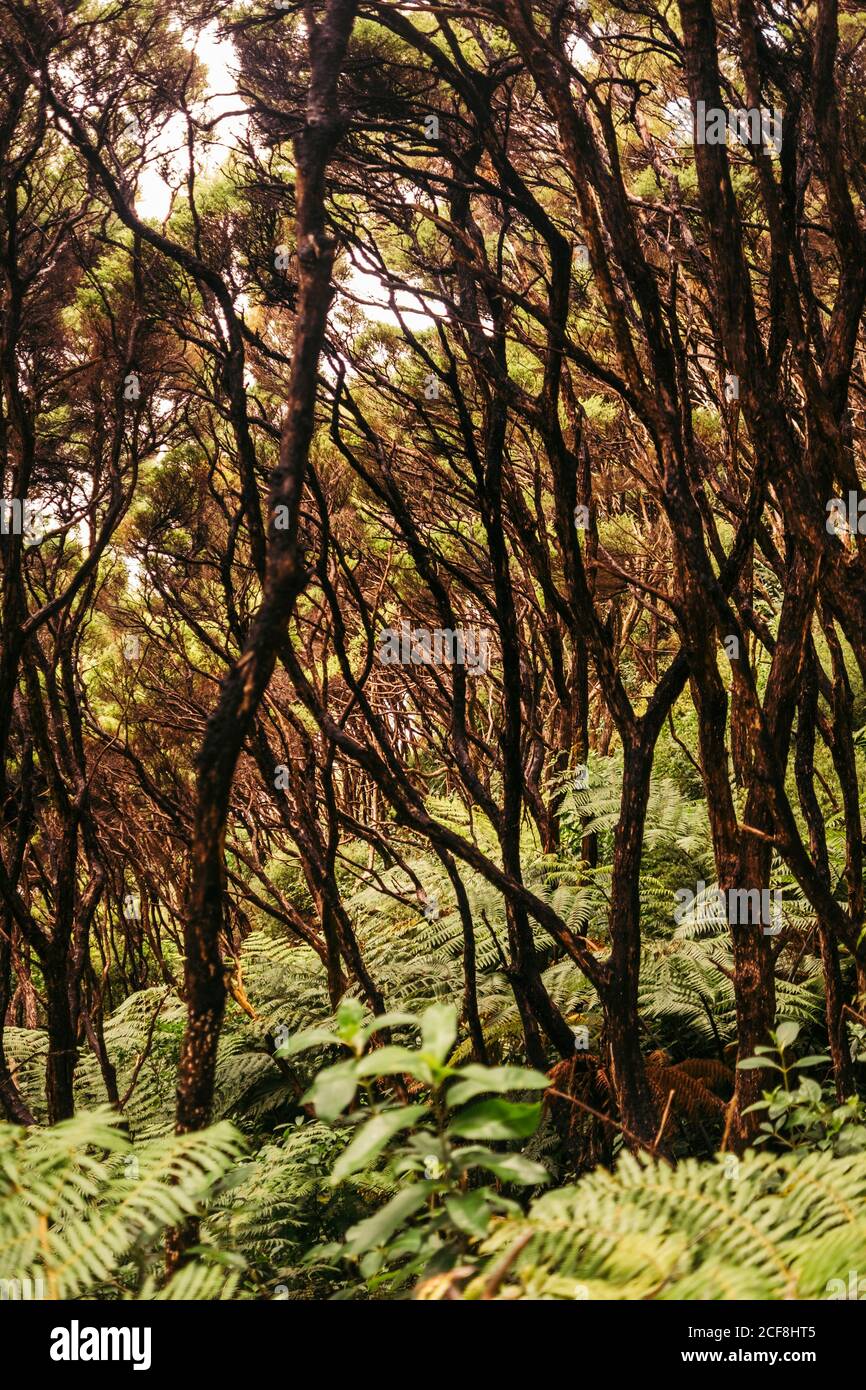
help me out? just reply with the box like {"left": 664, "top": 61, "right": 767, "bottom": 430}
{"left": 167, "top": 0, "right": 360, "bottom": 1273}
{"left": 0, "top": 926, "right": 34, "bottom": 1124}
{"left": 44, "top": 960, "right": 76, "bottom": 1123}
{"left": 818, "top": 925, "right": 854, "bottom": 1100}
{"left": 603, "top": 739, "right": 663, "bottom": 1147}
{"left": 795, "top": 646, "right": 854, "bottom": 1098}
{"left": 439, "top": 849, "right": 488, "bottom": 1064}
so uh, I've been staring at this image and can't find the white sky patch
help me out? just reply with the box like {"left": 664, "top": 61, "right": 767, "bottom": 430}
{"left": 339, "top": 263, "right": 446, "bottom": 333}
{"left": 665, "top": 97, "right": 695, "bottom": 147}
{"left": 135, "top": 22, "right": 249, "bottom": 222}
{"left": 567, "top": 35, "right": 594, "bottom": 69}
{"left": 124, "top": 552, "right": 145, "bottom": 593}
{"left": 131, "top": 22, "right": 451, "bottom": 344}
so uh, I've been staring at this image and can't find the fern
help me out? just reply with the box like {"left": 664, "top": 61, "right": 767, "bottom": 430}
{"left": 0, "top": 1108, "right": 245, "bottom": 1300}
{"left": 464, "top": 1147, "right": 866, "bottom": 1300}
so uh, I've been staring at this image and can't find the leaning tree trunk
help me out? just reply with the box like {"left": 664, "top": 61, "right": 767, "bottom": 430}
{"left": 603, "top": 739, "right": 665, "bottom": 1150}
{"left": 43, "top": 956, "right": 77, "bottom": 1123}
{"left": 167, "top": 0, "right": 360, "bottom": 1272}
{"left": 0, "top": 925, "right": 34, "bottom": 1124}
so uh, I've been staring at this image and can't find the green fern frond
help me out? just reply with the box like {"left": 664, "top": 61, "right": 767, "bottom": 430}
{"left": 471, "top": 1148, "right": 866, "bottom": 1300}
{"left": 0, "top": 1108, "right": 245, "bottom": 1300}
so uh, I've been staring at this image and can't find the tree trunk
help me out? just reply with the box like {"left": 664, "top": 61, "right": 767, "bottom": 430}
{"left": 603, "top": 739, "right": 663, "bottom": 1149}
{"left": 44, "top": 962, "right": 77, "bottom": 1123}
{"left": 0, "top": 927, "right": 34, "bottom": 1124}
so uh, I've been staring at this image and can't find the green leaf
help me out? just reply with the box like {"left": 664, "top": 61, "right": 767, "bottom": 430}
{"left": 344, "top": 1183, "right": 433, "bottom": 1255}
{"left": 360, "top": 1249, "right": 383, "bottom": 1279}
{"left": 737, "top": 1056, "right": 781, "bottom": 1071}
{"left": 334, "top": 999, "right": 368, "bottom": 1044}
{"left": 358, "top": 1012, "right": 418, "bottom": 1045}
{"left": 276, "top": 1027, "right": 340, "bottom": 1057}
{"left": 795, "top": 1078, "right": 822, "bottom": 1103}
{"left": 331, "top": 1106, "right": 430, "bottom": 1182}
{"left": 446, "top": 1064, "right": 550, "bottom": 1107}
{"left": 420, "top": 1003, "right": 457, "bottom": 1065}
{"left": 302, "top": 1060, "right": 359, "bottom": 1122}
{"left": 387, "top": 1228, "right": 425, "bottom": 1258}
{"left": 447, "top": 1099, "right": 542, "bottom": 1140}
{"left": 445, "top": 1190, "right": 493, "bottom": 1239}
{"left": 794, "top": 1055, "right": 830, "bottom": 1068}
{"left": 355, "top": 1047, "right": 433, "bottom": 1083}
{"left": 456, "top": 1146, "right": 550, "bottom": 1185}
{"left": 301, "top": 1241, "right": 342, "bottom": 1265}
{"left": 836, "top": 1126, "right": 866, "bottom": 1154}
{"left": 775, "top": 1021, "right": 800, "bottom": 1050}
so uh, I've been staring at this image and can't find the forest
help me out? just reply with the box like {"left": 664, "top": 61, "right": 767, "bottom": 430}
{"left": 2, "top": 0, "right": 866, "bottom": 1309}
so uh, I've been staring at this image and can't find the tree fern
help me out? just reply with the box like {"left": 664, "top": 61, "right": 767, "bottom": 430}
{"left": 0, "top": 1108, "right": 244, "bottom": 1300}
{"left": 464, "top": 1147, "right": 866, "bottom": 1300}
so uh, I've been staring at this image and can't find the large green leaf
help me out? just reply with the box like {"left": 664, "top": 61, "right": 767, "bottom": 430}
{"left": 446, "top": 1064, "right": 549, "bottom": 1107}
{"left": 344, "top": 1183, "right": 434, "bottom": 1256}
{"left": 355, "top": 1047, "right": 433, "bottom": 1084}
{"left": 358, "top": 1012, "right": 418, "bottom": 1044}
{"left": 302, "top": 1061, "right": 359, "bottom": 1122}
{"left": 331, "top": 1106, "right": 430, "bottom": 1182}
{"left": 456, "top": 1147, "right": 550, "bottom": 1186}
{"left": 276, "top": 1027, "right": 340, "bottom": 1057}
{"left": 447, "top": 1099, "right": 542, "bottom": 1140}
{"left": 420, "top": 1003, "right": 457, "bottom": 1065}
{"left": 775, "top": 1021, "right": 800, "bottom": 1050}
{"left": 445, "top": 1190, "right": 493, "bottom": 1239}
